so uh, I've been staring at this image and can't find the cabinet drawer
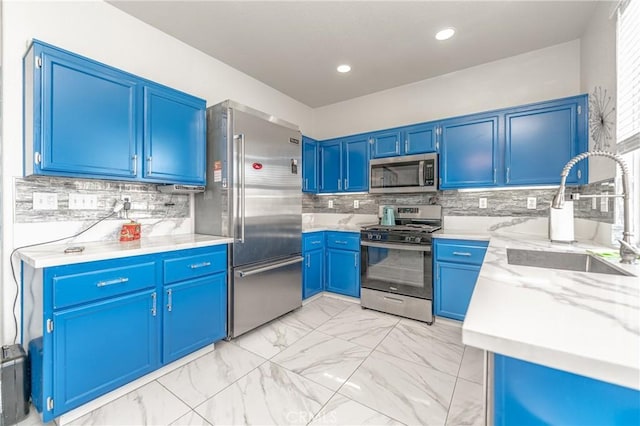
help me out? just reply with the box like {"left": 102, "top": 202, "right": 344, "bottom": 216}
{"left": 303, "top": 233, "right": 324, "bottom": 251}
{"left": 436, "top": 241, "right": 488, "bottom": 265}
{"left": 53, "top": 262, "right": 156, "bottom": 309}
{"left": 164, "top": 247, "right": 226, "bottom": 284}
{"left": 326, "top": 232, "right": 360, "bottom": 251}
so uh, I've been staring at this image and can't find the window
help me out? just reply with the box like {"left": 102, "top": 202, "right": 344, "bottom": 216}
{"left": 616, "top": 0, "right": 640, "bottom": 245}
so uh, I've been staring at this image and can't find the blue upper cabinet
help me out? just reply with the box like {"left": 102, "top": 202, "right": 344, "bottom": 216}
{"left": 302, "top": 136, "right": 318, "bottom": 192}
{"left": 26, "top": 41, "right": 139, "bottom": 179}
{"left": 439, "top": 113, "right": 500, "bottom": 189}
{"left": 318, "top": 136, "right": 369, "bottom": 193}
{"left": 319, "top": 140, "right": 342, "bottom": 192}
{"left": 404, "top": 122, "right": 437, "bottom": 154}
{"left": 143, "top": 85, "right": 206, "bottom": 184}
{"left": 23, "top": 40, "right": 206, "bottom": 185}
{"left": 505, "top": 95, "right": 587, "bottom": 186}
{"left": 342, "top": 134, "right": 369, "bottom": 192}
{"left": 371, "top": 129, "right": 402, "bottom": 158}
{"left": 370, "top": 122, "right": 437, "bottom": 159}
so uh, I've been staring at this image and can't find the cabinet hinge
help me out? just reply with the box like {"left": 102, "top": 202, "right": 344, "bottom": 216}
{"left": 46, "top": 397, "right": 54, "bottom": 411}
{"left": 577, "top": 105, "right": 582, "bottom": 115}
{"left": 34, "top": 152, "right": 41, "bottom": 165}
{"left": 46, "top": 319, "right": 54, "bottom": 333}
{"left": 35, "top": 56, "right": 42, "bottom": 69}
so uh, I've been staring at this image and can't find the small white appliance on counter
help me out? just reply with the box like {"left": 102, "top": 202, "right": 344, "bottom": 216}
{"left": 549, "top": 200, "right": 575, "bottom": 242}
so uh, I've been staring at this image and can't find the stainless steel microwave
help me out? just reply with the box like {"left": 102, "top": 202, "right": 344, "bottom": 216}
{"left": 369, "top": 153, "right": 438, "bottom": 193}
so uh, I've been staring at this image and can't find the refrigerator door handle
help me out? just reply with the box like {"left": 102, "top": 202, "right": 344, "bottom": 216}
{"left": 234, "top": 133, "right": 246, "bottom": 243}
{"left": 237, "top": 256, "right": 304, "bottom": 278}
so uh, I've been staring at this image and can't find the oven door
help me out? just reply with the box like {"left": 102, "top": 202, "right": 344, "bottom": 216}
{"left": 360, "top": 241, "right": 432, "bottom": 300}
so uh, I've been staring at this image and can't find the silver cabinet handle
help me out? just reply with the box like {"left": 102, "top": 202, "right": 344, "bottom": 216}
{"left": 189, "top": 261, "right": 211, "bottom": 269}
{"left": 404, "top": 139, "right": 408, "bottom": 153}
{"left": 304, "top": 178, "right": 308, "bottom": 190}
{"left": 335, "top": 240, "right": 348, "bottom": 245}
{"left": 132, "top": 154, "right": 137, "bottom": 176}
{"left": 345, "top": 179, "right": 348, "bottom": 190}
{"left": 306, "top": 254, "right": 310, "bottom": 267}
{"left": 96, "top": 277, "right": 129, "bottom": 287}
{"left": 238, "top": 257, "right": 303, "bottom": 278}
{"left": 395, "top": 140, "right": 399, "bottom": 154}
{"left": 577, "top": 169, "right": 582, "bottom": 179}
{"left": 453, "top": 251, "right": 472, "bottom": 257}
{"left": 338, "top": 179, "right": 342, "bottom": 190}
{"left": 389, "top": 286, "right": 398, "bottom": 291}
{"left": 167, "top": 289, "right": 172, "bottom": 312}
{"left": 311, "top": 240, "right": 321, "bottom": 245}
{"left": 506, "top": 167, "right": 510, "bottom": 184}
{"left": 493, "top": 168, "right": 497, "bottom": 183}
{"left": 151, "top": 292, "right": 157, "bottom": 317}
{"left": 354, "top": 252, "right": 358, "bottom": 267}
{"left": 147, "top": 156, "right": 153, "bottom": 175}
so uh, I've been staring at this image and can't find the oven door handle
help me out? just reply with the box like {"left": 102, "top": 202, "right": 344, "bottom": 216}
{"left": 419, "top": 160, "right": 425, "bottom": 187}
{"left": 360, "top": 241, "right": 432, "bottom": 252}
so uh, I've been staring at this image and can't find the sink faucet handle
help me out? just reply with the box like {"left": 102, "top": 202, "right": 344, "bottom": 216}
{"left": 619, "top": 239, "right": 640, "bottom": 256}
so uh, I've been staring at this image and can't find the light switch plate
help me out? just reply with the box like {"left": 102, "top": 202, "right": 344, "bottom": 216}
{"left": 328, "top": 199, "right": 334, "bottom": 209}
{"left": 478, "top": 198, "right": 487, "bottom": 209}
{"left": 527, "top": 197, "right": 537, "bottom": 209}
{"left": 33, "top": 192, "right": 58, "bottom": 210}
{"left": 353, "top": 200, "right": 359, "bottom": 209}
{"left": 592, "top": 198, "right": 598, "bottom": 210}
{"left": 600, "top": 194, "right": 609, "bottom": 212}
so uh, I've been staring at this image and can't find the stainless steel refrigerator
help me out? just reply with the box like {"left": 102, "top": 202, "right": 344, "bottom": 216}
{"left": 195, "top": 100, "right": 302, "bottom": 338}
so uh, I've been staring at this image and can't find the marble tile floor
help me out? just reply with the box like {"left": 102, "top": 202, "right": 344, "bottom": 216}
{"left": 20, "top": 295, "right": 484, "bottom": 426}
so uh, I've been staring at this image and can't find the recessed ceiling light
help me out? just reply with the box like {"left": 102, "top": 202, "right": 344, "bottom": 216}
{"left": 435, "top": 28, "right": 456, "bottom": 41}
{"left": 337, "top": 64, "right": 351, "bottom": 73}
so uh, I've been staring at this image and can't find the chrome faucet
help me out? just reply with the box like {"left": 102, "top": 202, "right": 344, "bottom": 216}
{"left": 551, "top": 151, "right": 639, "bottom": 264}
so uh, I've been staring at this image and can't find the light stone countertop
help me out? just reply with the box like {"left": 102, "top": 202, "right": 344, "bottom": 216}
{"left": 17, "top": 234, "right": 233, "bottom": 268}
{"left": 449, "top": 230, "right": 640, "bottom": 390}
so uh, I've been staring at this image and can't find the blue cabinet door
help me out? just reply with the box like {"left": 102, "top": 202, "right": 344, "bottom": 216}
{"left": 319, "top": 141, "right": 342, "bottom": 192}
{"left": 440, "top": 114, "right": 499, "bottom": 189}
{"left": 143, "top": 85, "right": 206, "bottom": 184}
{"left": 36, "top": 44, "right": 138, "bottom": 178}
{"left": 505, "top": 95, "right": 587, "bottom": 186}
{"left": 52, "top": 289, "right": 159, "bottom": 417}
{"left": 404, "top": 122, "right": 437, "bottom": 154}
{"left": 303, "top": 249, "right": 324, "bottom": 299}
{"left": 371, "top": 130, "right": 401, "bottom": 158}
{"left": 163, "top": 273, "right": 226, "bottom": 363}
{"left": 434, "top": 262, "right": 481, "bottom": 321}
{"left": 302, "top": 136, "right": 318, "bottom": 192}
{"left": 325, "top": 248, "right": 360, "bottom": 297}
{"left": 343, "top": 135, "right": 370, "bottom": 192}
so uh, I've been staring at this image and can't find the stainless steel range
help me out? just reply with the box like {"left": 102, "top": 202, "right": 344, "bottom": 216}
{"left": 360, "top": 205, "right": 442, "bottom": 324}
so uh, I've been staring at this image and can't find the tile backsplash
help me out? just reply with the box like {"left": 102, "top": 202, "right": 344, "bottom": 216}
{"left": 303, "top": 179, "right": 615, "bottom": 224}
{"left": 15, "top": 176, "right": 190, "bottom": 223}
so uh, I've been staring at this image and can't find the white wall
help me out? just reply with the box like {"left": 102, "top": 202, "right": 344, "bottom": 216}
{"left": 312, "top": 40, "right": 581, "bottom": 140}
{"left": 580, "top": 1, "right": 618, "bottom": 182}
{"left": 0, "top": 0, "right": 313, "bottom": 344}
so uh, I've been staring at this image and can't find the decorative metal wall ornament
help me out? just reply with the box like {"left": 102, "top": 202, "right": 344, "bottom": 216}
{"left": 589, "top": 86, "right": 616, "bottom": 150}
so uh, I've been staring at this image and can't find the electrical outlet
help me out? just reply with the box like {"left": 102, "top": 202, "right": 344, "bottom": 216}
{"left": 592, "top": 198, "right": 598, "bottom": 210}
{"left": 33, "top": 192, "right": 58, "bottom": 210}
{"left": 600, "top": 194, "right": 609, "bottom": 212}
{"left": 68, "top": 193, "right": 98, "bottom": 210}
{"left": 478, "top": 198, "right": 487, "bottom": 209}
{"left": 527, "top": 197, "right": 537, "bottom": 210}
{"left": 353, "top": 200, "right": 359, "bottom": 209}
{"left": 120, "top": 194, "right": 132, "bottom": 203}
{"left": 328, "top": 199, "right": 334, "bottom": 209}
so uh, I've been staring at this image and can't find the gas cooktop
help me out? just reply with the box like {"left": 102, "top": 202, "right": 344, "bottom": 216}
{"left": 361, "top": 205, "right": 442, "bottom": 245}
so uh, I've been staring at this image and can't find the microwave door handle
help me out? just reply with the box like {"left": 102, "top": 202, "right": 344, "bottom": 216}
{"left": 418, "top": 160, "right": 425, "bottom": 186}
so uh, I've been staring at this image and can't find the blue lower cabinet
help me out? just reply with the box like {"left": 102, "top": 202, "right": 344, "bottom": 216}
{"left": 434, "top": 263, "right": 481, "bottom": 320}
{"left": 27, "top": 245, "right": 228, "bottom": 422}
{"left": 163, "top": 273, "right": 227, "bottom": 363}
{"left": 434, "top": 238, "right": 488, "bottom": 321}
{"left": 303, "top": 249, "right": 324, "bottom": 299}
{"left": 326, "top": 248, "right": 360, "bottom": 298}
{"left": 53, "top": 289, "right": 159, "bottom": 418}
{"left": 494, "top": 354, "right": 640, "bottom": 425}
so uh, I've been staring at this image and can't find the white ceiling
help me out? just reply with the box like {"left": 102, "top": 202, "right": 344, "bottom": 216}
{"left": 108, "top": 1, "right": 599, "bottom": 108}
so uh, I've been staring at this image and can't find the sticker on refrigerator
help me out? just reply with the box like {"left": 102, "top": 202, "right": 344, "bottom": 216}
{"left": 213, "top": 161, "right": 222, "bottom": 183}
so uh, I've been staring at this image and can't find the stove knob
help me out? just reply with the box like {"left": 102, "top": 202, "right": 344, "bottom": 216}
{"left": 367, "top": 233, "right": 373, "bottom": 240}
{"left": 376, "top": 234, "right": 382, "bottom": 240}
{"left": 415, "top": 237, "right": 422, "bottom": 243}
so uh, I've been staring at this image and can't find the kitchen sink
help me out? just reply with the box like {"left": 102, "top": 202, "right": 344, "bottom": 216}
{"left": 506, "top": 249, "right": 635, "bottom": 277}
